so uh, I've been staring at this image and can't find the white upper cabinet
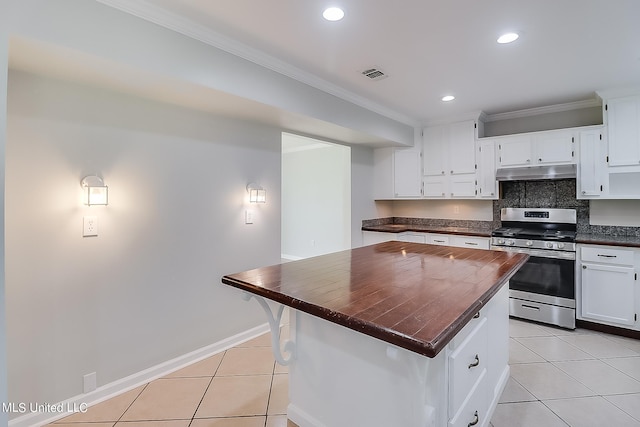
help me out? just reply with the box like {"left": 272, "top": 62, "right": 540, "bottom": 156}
{"left": 448, "top": 121, "right": 477, "bottom": 175}
{"left": 423, "top": 120, "right": 478, "bottom": 199}
{"left": 498, "top": 129, "right": 575, "bottom": 168}
{"left": 605, "top": 95, "right": 640, "bottom": 168}
{"left": 393, "top": 148, "right": 423, "bottom": 197}
{"left": 373, "top": 147, "right": 422, "bottom": 199}
{"left": 534, "top": 131, "right": 575, "bottom": 164}
{"left": 497, "top": 135, "right": 532, "bottom": 167}
{"left": 423, "top": 125, "right": 448, "bottom": 177}
{"left": 577, "top": 127, "right": 607, "bottom": 198}
{"left": 476, "top": 140, "right": 498, "bottom": 199}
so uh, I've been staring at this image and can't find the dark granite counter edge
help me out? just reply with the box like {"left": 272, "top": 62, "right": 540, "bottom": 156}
{"left": 362, "top": 217, "right": 493, "bottom": 237}
{"left": 576, "top": 234, "right": 640, "bottom": 249}
{"left": 362, "top": 225, "right": 492, "bottom": 237}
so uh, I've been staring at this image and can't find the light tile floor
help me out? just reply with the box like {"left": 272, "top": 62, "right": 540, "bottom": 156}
{"left": 48, "top": 319, "right": 640, "bottom": 427}
{"left": 493, "top": 318, "right": 640, "bottom": 427}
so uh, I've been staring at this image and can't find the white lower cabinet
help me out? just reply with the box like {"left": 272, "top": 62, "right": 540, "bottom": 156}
{"left": 578, "top": 245, "right": 639, "bottom": 329}
{"left": 428, "top": 234, "right": 451, "bottom": 246}
{"left": 364, "top": 230, "right": 490, "bottom": 251}
{"left": 362, "top": 231, "right": 396, "bottom": 246}
{"left": 397, "top": 232, "right": 427, "bottom": 243}
{"left": 450, "top": 235, "right": 491, "bottom": 250}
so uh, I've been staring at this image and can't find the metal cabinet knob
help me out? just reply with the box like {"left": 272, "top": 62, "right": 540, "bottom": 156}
{"left": 526, "top": 159, "right": 531, "bottom": 163}
{"left": 450, "top": 170, "right": 454, "bottom": 174}
{"left": 441, "top": 171, "right": 445, "bottom": 175}
{"left": 468, "top": 354, "right": 480, "bottom": 369}
{"left": 583, "top": 265, "right": 587, "bottom": 269}
{"left": 582, "top": 191, "right": 586, "bottom": 195}
{"left": 539, "top": 158, "right": 542, "bottom": 162}
{"left": 468, "top": 410, "right": 479, "bottom": 427}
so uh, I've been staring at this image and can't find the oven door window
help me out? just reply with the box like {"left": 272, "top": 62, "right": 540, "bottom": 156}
{"left": 509, "top": 255, "right": 575, "bottom": 300}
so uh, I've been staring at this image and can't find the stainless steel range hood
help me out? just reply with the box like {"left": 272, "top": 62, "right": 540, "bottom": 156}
{"left": 495, "top": 164, "right": 576, "bottom": 181}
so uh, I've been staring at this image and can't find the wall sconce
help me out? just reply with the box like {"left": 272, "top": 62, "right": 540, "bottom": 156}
{"left": 247, "top": 182, "right": 266, "bottom": 203}
{"left": 81, "top": 175, "right": 108, "bottom": 206}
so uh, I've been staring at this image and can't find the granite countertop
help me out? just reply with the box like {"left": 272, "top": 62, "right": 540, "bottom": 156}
{"left": 222, "top": 241, "right": 528, "bottom": 358}
{"left": 576, "top": 233, "right": 640, "bottom": 248}
{"left": 361, "top": 224, "right": 492, "bottom": 237}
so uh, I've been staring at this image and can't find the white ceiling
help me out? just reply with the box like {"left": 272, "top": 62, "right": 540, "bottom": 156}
{"left": 104, "top": 0, "right": 640, "bottom": 124}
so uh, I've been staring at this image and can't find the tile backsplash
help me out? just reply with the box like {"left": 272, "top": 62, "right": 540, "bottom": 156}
{"left": 494, "top": 179, "right": 640, "bottom": 237}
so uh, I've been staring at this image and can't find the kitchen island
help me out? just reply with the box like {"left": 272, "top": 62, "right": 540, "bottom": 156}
{"left": 222, "top": 241, "right": 528, "bottom": 427}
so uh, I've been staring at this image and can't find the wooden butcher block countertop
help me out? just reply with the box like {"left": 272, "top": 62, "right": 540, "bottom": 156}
{"left": 222, "top": 241, "right": 528, "bottom": 358}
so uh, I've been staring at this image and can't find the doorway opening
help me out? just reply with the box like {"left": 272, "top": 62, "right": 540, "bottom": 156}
{"left": 281, "top": 133, "right": 351, "bottom": 260}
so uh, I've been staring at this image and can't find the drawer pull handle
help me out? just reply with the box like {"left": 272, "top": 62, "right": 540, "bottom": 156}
{"left": 522, "top": 304, "right": 540, "bottom": 311}
{"left": 468, "top": 354, "right": 480, "bottom": 369}
{"left": 468, "top": 411, "right": 479, "bottom": 427}
{"left": 473, "top": 312, "right": 480, "bottom": 319}
{"left": 434, "top": 240, "right": 446, "bottom": 243}
{"left": 597, "top": 254, "right": 617, "bottom": 258}
{"left": 465, "top": 242, "right": 478, "bottom": 246}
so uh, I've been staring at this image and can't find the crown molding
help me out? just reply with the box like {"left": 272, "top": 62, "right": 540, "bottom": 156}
{"left": 483, "top": 98, "right": 601, "bottom": 122}
{"left": 95, "top": 0, "right": 419, "bottom": 128}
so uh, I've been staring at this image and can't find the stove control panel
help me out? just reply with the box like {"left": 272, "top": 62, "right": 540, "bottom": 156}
{"left": 490, "top": 237, "right": 576, "bottom": 252}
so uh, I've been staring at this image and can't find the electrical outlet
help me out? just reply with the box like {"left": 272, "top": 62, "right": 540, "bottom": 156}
{"left": 83, "top": 216, "right": 98, "bottom": 237}
{"left": 83, "top": 372, "right": 97, "bottom": 393}
{"left": 453, "top": 205, "right": 460, "bottom": 214}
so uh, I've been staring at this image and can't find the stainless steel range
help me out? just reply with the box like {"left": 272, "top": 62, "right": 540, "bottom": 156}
{"left": 491, "top": 208, "right": 577, "bottom": 329}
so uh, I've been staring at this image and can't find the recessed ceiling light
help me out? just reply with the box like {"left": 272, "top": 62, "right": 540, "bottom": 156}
{"left": 442, "top": 95, "right": 455, "bottom": 102}
{"left": 323, "top": 7, "right": 344, "bottom": 21}
{"left": 497, "top": 32, "right": 519, "bottom": 44}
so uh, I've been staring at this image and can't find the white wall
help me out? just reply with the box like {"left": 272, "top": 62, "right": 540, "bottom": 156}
{"left": 590, "top": 200, "right": 640, "bottom": 227}
{"left": 0, "top": 19, "right": 9, "bottom": 427}
{"left": 6, "top": 70, "right": 282, "bottom": 413}
{"left": 387, "top": 200, "right": 494, "bottom": 221}
{"left": 282, "top": 134, "right": 351, "bottom": 259}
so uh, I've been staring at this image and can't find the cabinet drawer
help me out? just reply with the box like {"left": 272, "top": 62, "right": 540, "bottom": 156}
{"left": 449, "top": 318, "right": 488, "bottom": 415}
{"left": 450, "top": 236, "right": 490, "bottom": 250}
{"left": 581, "top": 246, "right": 634, "bottom": 265}
{"left": 428, "top": 234, "right": 450, "bottom": 246}
{"left": 449, "top": 370, "right": 488, "bottom": 427}
{"left": 397, "top": 232, "right": 427, "bottom": 243}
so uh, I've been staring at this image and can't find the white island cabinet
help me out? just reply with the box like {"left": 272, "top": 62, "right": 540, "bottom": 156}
{"left": 222, "top": 242, "right": 527, "bottom": 427}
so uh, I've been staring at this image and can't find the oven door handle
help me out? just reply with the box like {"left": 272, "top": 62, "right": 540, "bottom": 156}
{"left": 490, "top": 245, "right": 576, "bottom": 261}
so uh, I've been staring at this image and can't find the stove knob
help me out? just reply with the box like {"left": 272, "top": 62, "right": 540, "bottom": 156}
{"left": 526, "top": 240, "right": 533, "bottom": 246}
{"left": 497, "top": 239, "right": 505, "bottom": 245}
{"left": 557, "top": 242, "right": 565, "bottom": 249}
{"left": 545, "top": 242, "right": 553, "bottom": 249}
{"left": 507, "top": 240, "right": 515, "bottom": 246}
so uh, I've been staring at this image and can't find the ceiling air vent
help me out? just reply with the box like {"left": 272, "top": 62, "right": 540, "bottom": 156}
{"left": 361, "top": 67, "right": 388, "bottom": 81}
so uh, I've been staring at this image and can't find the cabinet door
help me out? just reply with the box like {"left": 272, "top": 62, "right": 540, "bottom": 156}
{"left": 607, "top": 96, "right": 640, "bottom": 167}
{"left": 423, "top": 125, "right": 448, "bottom": 176}
{"left": 477, "top": 140, "right": 497, "bottom": 199}
{"left": 581, "top": 263, "right": 636, "bottom": 326}
{"left": 423, "top": 176, "right": 447, "bottom": 198}
{"left": 577, "top": 129, "right": 607, "bottom": 198}
{"left": 450, "top": 174, "right": 477, "bottom": 198}
{"left": 534, "top": 131, "right": 575, "bottom": 164}
{"left": 449, "top": 121, "right": 477, "bottom": 175}
{"left": 393, "top": 149, "right": 422, "bottom": 197}
{"left": 498, "top": 135, "right": 532, "bottom": 167}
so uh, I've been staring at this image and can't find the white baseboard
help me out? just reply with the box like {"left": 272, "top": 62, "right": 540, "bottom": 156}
{"left": 288, "top": 403, "right": 327, "bottom": 427}
{"left": 280, "top": 254, "right": 303, "bottom": 261}
{"left": 9, "top": 323, "right": 270, "bottom": 427}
